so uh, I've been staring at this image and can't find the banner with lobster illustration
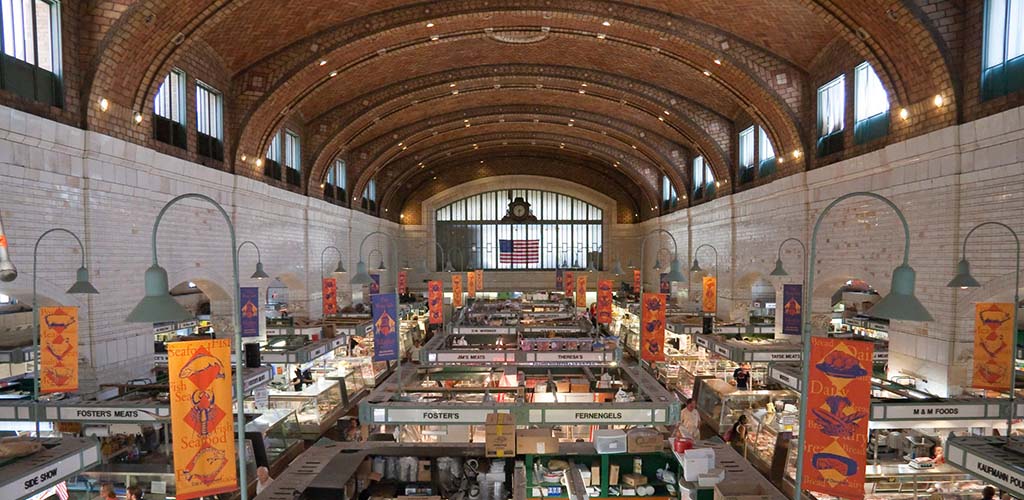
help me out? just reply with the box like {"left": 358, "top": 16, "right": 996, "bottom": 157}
{"left": 564, "top": 271, "right": 574, "bottom": 297}
{"left": 428, "top": 280, "right": 444, "bottom": 324}
{"left": 575, "top": 275, "right": 587, "bottom": 308}
{"left": 475, "top": 269, "right": 483, "bottom": 291}
{"left": 633, "top": 269, "right": 641, "bottom": 293}
{"left": 973, "top": 303, "right": 1015, "bottom": 391}
{"left": 640, "top": 293, "right": 666, "bottom": 362}
{"left": 40, "top": 306, "right": 79, "bottom": 394}
{"left": 322, "top": 278, "right": 337, "bottom": 316}
{"left": 597, "top": 280, "right": 613, "bottom": 324}
{"left": 240, "top": 287, "right": 260, "bottom": 337}
{"left": 168, "top": 339, "right": 236, "bottom": 500}
{"left": 467, "top": 269, "right": 477, "bottom": 298}
{"left": 803, "top": 337, "right": 872, "bottom": 500}
{"left": 452, "top": 274, "right": 463, "bottom": 308}
{"left": 702, "top": 276, "right": 717, "bottom": 313}
{"left": 398, "top": 271, "right": 407, "bottom": 295}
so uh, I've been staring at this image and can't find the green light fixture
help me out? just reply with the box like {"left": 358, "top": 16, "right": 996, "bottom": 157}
{"left": 238, "top": 241, "right": 271, "bottom": 280}
{"left": 946, "top": 258, "right": 981, "bottom": 289}
{"left": 769, "top": 259, "right": 787, "bottom": 277}
{"left": 350, "top": 260, "right": 374, "bottom": 285}
{"left": 664, "top": 258, "right": 686, "bottom": 283}
{"left": 612, "top": 260, "right": 624, "bottom": 275}
{"left": 638, "top": 229, "right": 686, "bottom": 297}
{"left": 126, "top": 264, "right": 192, "bottom": 322}
{"left": 689, "top": 258, "right": 702, "bottom": 273}
{"left": 66, "top": 266, "right": 100, "bottom": 294}
{"left": 250, "top": 261, "right": 270, "bottom": 280}
{"left": 865, "top": 263, "right": 934, "bottom": 322}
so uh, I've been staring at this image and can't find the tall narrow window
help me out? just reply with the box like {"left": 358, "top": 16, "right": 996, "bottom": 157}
{"left": 362, "top": 179, "right": 377, "bottom": 212}
{"left": 195, "top": 82, "right": 223, "bottom": 161}
{"left": 283, "top": 130, "right": 301, "bottom": 186}
{"left": 692, "top": 156, "right": 715, "bottom": 199}
{"left": 1, "top": 0, "right": 61, "bottom": 105}
{"left": 661, "top": 175, "right": 678, "bottom": 211}
{"left": 817, "top": 75, "right": 845, "bottom": 156}
{"left": 982, "top": 0, "right": 1024, "bottom": 99}
{"left": 738, "top": 126, "right": 755, "bottom": 183}
{"left": 853, "top": 62, "right": 890, "bottom": 144}
{"left": 757, "top": 127, "right": 776, "bottom": 177}
{"left": 153, "top": 69, "right": 187, "bottom": 149}
{"left": 264, "top": 131, "right": 282, "bottom": 180}
{"left": 326, "top": 158, "right": 346, "bottom": 201}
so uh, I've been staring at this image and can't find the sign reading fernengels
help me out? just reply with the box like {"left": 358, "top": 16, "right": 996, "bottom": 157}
{"left": 46, "top": 406, "right": 169, "bottom": 422}
{"left": 540, "top": 408, "right": 654, "bottom": 423}
{"left": 382, "top": 408, "right": 507, "bottom": 423}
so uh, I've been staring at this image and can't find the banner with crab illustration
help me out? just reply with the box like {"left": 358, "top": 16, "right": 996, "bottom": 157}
{"left": 597, "top": 280, "right": 613, "bottom": 324}
{"left": 322, "top": 278, "right": 337, "bottom": 316}
{"left": 452, "top": 274, "right": 463, "bottom": 308}
{"left": 428, "top": 280, "right": 444, "bottom": 324}
{"left": 168, "top": 339, "right": 236, "bottom": 500}
{"left": 803, "top": 337, "right": 872, "bottom": 500}
{"left": 575, "top": 275, "right": 587, "bottom": 308}
{"left": 973, "top": 303, "right": 1015, "bottom": 391}
{"left": 640, "top": 293, "right": 666, "bottom": 362}
{"left": 702, "top": 276, "right": 717, "bottom": 313}
{"left": 40, "top": 306, "right": 79, "bottom": 394}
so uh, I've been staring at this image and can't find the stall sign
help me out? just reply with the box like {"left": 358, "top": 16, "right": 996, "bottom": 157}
{"left": 369, "top": 273, "right": 380, "bottom": 295}
{"left": 640, "top": 293, "right": 666, "bottom": 362}
{"left": 0, "top": 444, "right": 99, "bottom": 500}
{"left": 748, "top": 351, "right": 802, "bottom": 362}
{"left": 597, "top": 280, "right": 613, "bottom": 324}
{"left": 430, "top": 352, "right": 512, "bottom": 363}
{"left": 380, "top": 408, "right": 506, "bottom": 424}
{"left": 154, "top": 353, "right": 168, "bottom": 365}
{"left": 633, "top": 269, "right": 641, "bottom": 293}
{"left": 454, "top": 326, "right": 511, "bottom": 334}
{"left": 575, "top": 275, "right": 587, "bottom": 308}
{"left": 872, "top": 402, "right": 989, "bottom": 420}
{"left": 782, "top": 284, "right": 802, "bottom": 335}
{"left": 873, "top": 351, "right": 888, "bottom": 362}
{"left": 467, "top": 270, "right": 477, "bottom": 298}
{"left": 45, "top": 405, "right": 170, "bottom": 422}
{"left": 242, "top": 367, "right": 272, "bottom": 393}
{"left": 555, "top": 269, "right": 564, "bottom": 290}
{"left": 954, "top": 451, "right": 1024, "bottom": 494}
{"left": 451, "top": 274, "right": 463, "bottom": 308}
{"left": 179, "top": 320, "right": 198, "bottom": 329}
{"left": 322, "top": 278, "right": 338, "bottom": 316}
{"left": 564, "top": 271, "right": 574, "bottom": 297}
{"left": 771, "top": 369, "right": 801, "bottom": 391}
{"left": 701, "top": 276, "right": 717, "bottom": 313}
{"left": 154, "top": 323, "right": 176, "bottom": 334}
{"left": 803, "top": 337, "right": 872, "bottom": 500}
{"left": 973, "top": 303, "right": 1014, "bottom": 391}
{"left": 40, "top": 306, "right": 78, "bottom": 394}
{"left": 253, "top": 387, "right": 269, "bottom": 410}
{"left": 694, "top": 336, "right": 710, "bottom": 348}
{"left": 532, "top": 352, "right": 608, "bottom": 363}
{"left": 371, "top": 293, "right": 399, "bottom": 362}
{"left": 398, "top": 271, "right": 407, "bottom": 294}
{"left": 240, "top": 287, "right": 260, "bottom": 337}
{"left": 538, "top": 408, "right": 654, "bottom": 424}
{"left": 475, "top": 269, "right": 483, "bottom": 291}
{"left": 713, "top": 345, "right": 731, "bottom": 358}
{"left": 428, "top": 281, "right": 444, "bottom": 324}
{"left": 168, "top": 339, "right": 236, "bottom": 500}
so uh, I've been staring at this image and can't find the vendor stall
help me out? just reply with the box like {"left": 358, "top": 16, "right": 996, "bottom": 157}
{"left": 946, "top": 436, "right": 1024, "bottom": 499}
{"left": 244, "top": 408, "right": 305, "bottom": 478}
{"left": 0, "top": 437, "right": 101, "bottom": 500}
{"left": 260, "top": 378, "right": 346, "bottom": 438}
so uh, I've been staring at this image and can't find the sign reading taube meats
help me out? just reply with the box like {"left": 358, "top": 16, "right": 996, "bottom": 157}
{"left": 596, "top": 280, "right": 613, "bottom": 324}
{"left": 803, "top": 337, "right": 872, "bottom": 500}
{"left": 40, "top": 306, "right": 78, "bottom": 394}
{"left": 973, "top": 303, "right": 1015, "bottom": 390}
{"left": 640, "top": 293, "right": 666, "bottom": 362}
{"left": 372, "top": 293, "right": 399, "bottom": 362}
{"left": 428, "top": 280, "right": 444, "bottom": 324}
{"left": 168, "top": 339, "right": 236, "bottom": 500}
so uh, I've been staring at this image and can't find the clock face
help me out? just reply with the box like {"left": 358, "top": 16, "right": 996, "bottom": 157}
{"left": 512, "top": 204, "right": 527, "bottom": 218}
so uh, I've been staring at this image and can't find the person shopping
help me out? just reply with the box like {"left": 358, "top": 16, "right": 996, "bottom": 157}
{"left": 678, "top": 397, "right": 701, "bottom": 439}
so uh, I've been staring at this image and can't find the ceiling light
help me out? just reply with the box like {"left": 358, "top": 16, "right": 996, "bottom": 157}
{"left": 631, "top": 145, "right": 637, "bottom": 149}
{"left": 384, "top": 208, "right": 388, "bottom": 212}
{"left": 933, "top": 94, "right": 944, "bottom": 107}
{"left": 133, "top": 111, "right": 143, "bottom": 124}
{"left": 450, "top": 83, "right": 457, "bottom": 87}
{"left": 570, "top": 118, "right": 575, "bottom": 122}
{"left": 400, "top": 214, "right": 405, "bottom": 219}
{"left": 426, "top": 22, "right": 435, "bottom": 28}
{"left": 899, "top": 108, "right": 910, "bottom": 120}
{"left": 715, "top": 181, "right": 721, "bottom": 187}
{"left": 713, "top": 58, "right": 722, "bottom": 65}
{"left": 602, "top": 20, "right": 611, "bottom": 27}
{"left": 320, "top": 183, "right": 326, "bottom": 188}
{"left": 98, "top": 98, "right": 109, "bottom": 112}
{"left": 663, "top": 110, "right": 670, "bottom": 115}
{"left": 658, "top": 117, "right": 664, "bottom": 121}
{"left": 329, "top": 70, "right": 338, "bottom": 78}
{"left": 792, "top": 149, "right": 802, "bottom": 159}
{"left": 432, "top": 176, "right": 437, "bottom": 180}
{"left": 319, "top": 60, "right": 327, "bottom": 66}
{"left": 398, "top": 142, "right": 403, "bottom": 146}
{"left": 702, "top": 70, "right": 711, "bottom": 76}
{"left": 777, "top": 156, "right": 784, "bottom": 164}
{"left": 567, "top": 122, "right": 573, "bottom": 126}
{"left": 431, "top": 35, "right": 439, "bottom": 41}
{"left": 241, "top": 154, "right": 247, "bottom": 162}
{"left": 464, "top": 123, "right": 470, "bottom": 127}
{"left": 464, "top": 119, "right": 469, "bottom": 122}
{"left": 597, "top": 33, "right": 606, "bottom": 39}
{"left": 451, "top": 89, "right": 458, "bottom": 95}
{"left": 581, "top": 83, "right": 588, "bottom": 87}
{"left": 256, "top": 158, "right": 264, "bottom": 167}
{"left": 579, "top": 89, "right": 586, "bottom": 94}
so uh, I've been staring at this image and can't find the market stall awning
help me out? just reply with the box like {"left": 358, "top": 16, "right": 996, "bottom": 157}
{"left": 946, "top": 436, "right": 1024, "bottom": 498}
{"left": 0, "top": 438, "right": 100, "bottom": 500}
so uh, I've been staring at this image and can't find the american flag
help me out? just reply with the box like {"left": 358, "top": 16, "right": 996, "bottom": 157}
{"left": 499, "top": 239, "right": 540, "bottom": 264}
{"left": 55, "top": 481, "right": 69, "bottom": 500}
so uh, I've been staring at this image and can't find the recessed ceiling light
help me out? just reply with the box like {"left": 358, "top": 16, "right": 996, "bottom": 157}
{"left": 663, "top": 110, "right": 670, "bottom": 115}
{"left": 631, "top": 145, "right": 637, "bottom": 149}
{"left": 596, "top": 33, "right": 606, "bottom": 39}
{"left": 658, "top": 117, "right": 664, "bottom": 121}
{"left": 933, "top": 94, "right": 944, "bottom": 107}
{"left": 329, "top": 70, "right": 338, "bottom": 77}
{"left": 899, "top": 108, "right": 910, "bottom": 120}
{"left": 450, "top": 83, "right": 457, "bottom": 87}
{"left": 581, "top": 83, "right": 588, "bottom": 87}
{"left": 715, "top": 181, "right": 721, "bottom": 187}
{"left": 431, "top": 35, "right": 439, "bottom": 41}
{"left": 133, "top": 111, "right": 143, "bottom": 124}
{"left": 256, "top": 158, "right": 264, "bottom": 167}
{"left": 98, "top": 98, "right": 109, "bottom": 112}
{"left": 451, "top": 89, "right": 459, "bottom": 95}
{"left": 602, "top": 20, "right": 611, "bottom": 27}
{"left": 319, "top": 60, "right": 327, "bottom": 66}
{"left": 398, "top": 142, "right": 403, "bottom": 146}
{"left": 713, "top": 58, "right": 722, "bottom": 65}
{"left": 464, "top": 119, "right": 469, "bottom": 122}
{"left": 320, "top": 183, "right": 326, "bottom": 188}
{"left": 703, "top": 70, "right": 711, "bottom": 76}
{"left": 241, "top": 154, "right": 247, "bottom": 162}
{"left": 426, "top": 22, "right": 435, "bottom": 28}
{"left": 792, "top": 149, "right": 802, "bottom": 159}
{"left": 579, "top": 90, "right": 586, "bottom": 94}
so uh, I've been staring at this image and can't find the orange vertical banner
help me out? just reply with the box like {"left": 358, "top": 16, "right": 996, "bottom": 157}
{"left": 973, "top": 303, "right": 1015, "bottom": 390}
{"left": 564, "top": 271, "right": 574, "bottom": 297}
{"left": 597, "top": 280, "right": 613, "bottom": 324}
{"left": 40, "top": 306, "right": 78, "bottom": 394}
{"left": 633, "top": 269, "right": 641, "bottom": 293}
{"left": 428, "top": 280, "right": 444, "bottom": 324}
{"left": 475, "top": 269, "right": 483, "bottom": 291}
{"left": 575, "top": 275, "right": 587, "bottom": 308}
{"left": 452, "top": 275, "right": 463, "bottom": 308}
{"left": 702, "top": 276, "right": 717, "bottom": 313}
{"left": 803, "top": 337, "right": 872, "bottom": 499}
{"left": 322, "top": 278, "right": 337, "bottom": 316}
{"left": 169, "top": 339, "right": 237, "bottom": 500}
{"left": 398, "top": 271, "right": 407, "bottom": 295}
{"left": 467, "top": 269, "right": 477, "bottom": 298}
{"left": 640, "top": 293, "right": 666, "bottom": 362}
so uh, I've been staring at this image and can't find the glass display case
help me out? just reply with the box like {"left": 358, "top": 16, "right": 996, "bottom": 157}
{"left": 694, "top": 378, "right": 795, "bottom": 436}
{"left": 790, "top": 460, "right": 989, "bottom": 500}
{"left": 264, "top": 379, "right": 343, "bottom": 437}
{"left": 244, "top": 409, "right": 303, "bottom": 474}
{"left": 742, "top": 409, "right": 799, "bottom": 482}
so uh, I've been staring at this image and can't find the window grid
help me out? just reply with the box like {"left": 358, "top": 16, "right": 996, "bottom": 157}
{"left": 758, "top": 127, "right": 775, "bottom": 161}
{"left": 738, "top": 126, "right": 755, "bottom": 169}
{"left": 195, "top": 82, "right": 222, "bottom": 139}
{"left": 154, "top": 69, "right": 185, "bottom": 124}
{"left": 662, "top": 175, "right": 678, "bottom": 209}
{"left": 363, "top": 179, "right": 376, "bottom": 201}
{"left": 266, "top": 132, "right": 281, "bottom": 163}
{"left": 284, "top": 130, "right": 300, "bottom": 171}
{"left": 692, "top": 156, "right": 715, "bottom": 196}
{"left": 818, "top": 75, "right": 846, "bottom": 137}
{"left": 854, "top": 62, "right": 889, "bottom": 122}
{"left": 2, "top": 0, "right": 57, "bottom": 72}
{"left": 328, "top": 159, "right": 346, "bottom": 188}
{"left": 985, "top": 0, "right": 1024, "bottom": 68}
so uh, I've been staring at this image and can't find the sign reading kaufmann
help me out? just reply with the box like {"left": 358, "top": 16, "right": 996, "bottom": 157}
{"left": 959, "top": 452, "right": 1024, "bottom": 494}
{"left": 45, "top": 406, "right": 169, "bottom": 422}
{"left": 540, "top": 408, "right": 653, "bottom": 424}
{"left": 381, "top": 408, "right": 506, "bottom": 424}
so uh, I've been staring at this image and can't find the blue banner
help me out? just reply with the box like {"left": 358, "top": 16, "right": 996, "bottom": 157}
{"left": 369, "top": 273, "right": 380, "bottom": 295}
{"left": 240, "top": 287, "right": 260, "bottom": 337}
{"left": 659, "top": 273, "right": 670, "bottom": 294}
{"left": 555, "top": 269, "right": 564, "bottom": 290}
{"left": 782, "top": 284, "right": 802, "bottom": 335}
{"left": 372, "top": 293, "right": 399, "bottom": 361}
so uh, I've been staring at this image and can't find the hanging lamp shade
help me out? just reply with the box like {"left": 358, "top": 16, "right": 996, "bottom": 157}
{"left": 561, "top": 258, "right": 569, "bottom": 269}
{"left": 402, "top": 260, "right": 412, "bottom": 271}
{"left": 866, "top": 264, "right": 934, "bottom": 322}
{"left": 250, "top": 261, "right": 270, "bottom": 280}
{"left": 377, "top": 260, "right": 387, "bottom": 272}
{"left": 333, "top": 259, "right": 347, "bottom": 274}
{"left": 627, "top": 260, "right": 636, "bottom": 269}
{"left": 443, "top": 259, "right": 455, "bottom": 273}
{"left": 769, "top": 258, "right": 788, "bottom": 277}
{"left": 67, "top": 266, "right": 100, "bottom": 294}
{"left": 689, "top": 258, "right": 703, "bottom": 273}
{"left": 664, "top": 258, "right": 686, "bottom": 283}
{"left": 350, "top": 261, "right": 374, "bottom": 285}
{"left": 126, "top": 264, "right": 191, "bottom": 322}
{"left": 651, "top": 260, "right": 662, "bottom": 272}
{"left": 612, "top": 260, "right": 624, "bottom": 275}
{"left": 946, "top": 258, "right": 981, "bottom": 289}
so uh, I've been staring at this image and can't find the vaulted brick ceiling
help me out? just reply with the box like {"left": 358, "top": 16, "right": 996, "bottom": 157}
{"left": 82, "top": 0, "right": 957, "bottom": 223}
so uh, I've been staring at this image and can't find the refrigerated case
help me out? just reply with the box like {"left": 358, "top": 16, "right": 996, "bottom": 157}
{"left": 264, "top": 379, "right": 344, "bottom": 438}
{"left": 244, "top": 408, "right": 304, "bottom": 477}
{"left": 693, "top": 378, "right": 796, "bottom": 436}
{"left": 741, "top": 409, "right": 799, "bottom": 483}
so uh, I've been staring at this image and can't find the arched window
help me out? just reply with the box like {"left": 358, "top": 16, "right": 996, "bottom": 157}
{"left": 435, "top": 189, "right": 603, "bottom": 271}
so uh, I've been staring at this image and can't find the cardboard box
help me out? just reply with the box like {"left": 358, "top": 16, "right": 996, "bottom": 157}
{"left": 622, "top": 474, "right": 648, "bottom": 487}
{"left": 570, "top": 378, "right": 590, "bottom": 392}
{"left": 516, "top": 428, "right": 560, "bottom": 455}
{"left": 590, "top": 464, "right": 600, "bottom": 485}
{"left": 627, "top": 428, "right": 664, "bottom": 453}
{"left": 486, "top": 413, "right": 516, "bottom": 457}
{"left": 609, "top": 464, "right": 620, "bottom": 485}
{"left": 555, "top": 380, "right": 571, "bottom": 393}
{"left": 417, "top": 460, "right": 432, "bottom": 482}
{"left": 486, "top": 413, "right": 515, "bottom": 425}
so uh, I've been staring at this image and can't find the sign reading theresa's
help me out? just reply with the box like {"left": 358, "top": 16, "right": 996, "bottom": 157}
{"left": 596, "top": 280, "right": 613, "bottom": 324}
{"left": 803, "top": 337, "right": 872, "bottom": 500}
{"left": 322, "top": 278, "right": 337, "bottom": 316}
{"left": 575, "top": 275, "right": 587, "bottom": 308}
{"left": 372, "top": 293, "right": 399, "bottom": 362}
{"left": 782, "top": 284, "right": 802, "bottom": 335}
{"left": 532, "top": 352, "right": 607, "bottom": 363}
{"left": 640, "top": 293, "right": 666, "bottom": 362}
{"left": 428, "top": 281, "right": 443, "bottom": 324}
{"left": 541, "top": 408, "right": 653, "bottom": 423}
{"left": 452, "top": 274, "right": 463, "bottom": 308}
{"left": 382, "top": 408, "right": 505, "bottom": 424}
{"left": 239, "top": 287, "right": 259, "bottom": 337}
{"left": 40, "top": 306, "right": 78, "bottom": 394}
{"left": 973, "top": 303, "right": 1014, "bottom": 391}
{"left": 168, "top": 339, "right": 236, "bottom": 500}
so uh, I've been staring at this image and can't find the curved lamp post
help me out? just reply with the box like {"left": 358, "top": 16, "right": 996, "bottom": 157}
{"left": 946, "top": 221, "right": 1019, "bottom": 440}
{"left": 124, "top": 193, "right": 249, "bottom": 500}
{"left": 320, "top": 245, "right": 347, "bottom": 276}
{"left": 237, "top": 240, "right": 270, "bottom": 280}
{"left": 351, "top": 231, "right": 401, "bottom": 392}
{"left": 690, "top": 243, "right": 719, "bottom": 314}
{"left": 448, "top": 247, "right": 465, "bottom": 273}
{"left": 793, "top": 192, "right": 933, "bottom": 500}
{"left": 32, "top": 229, "right": 99, "bottom": 434}
{"left": 369, "top": 248, "right": 387, "bottom": 272}
{"left": 423, "top": 242, "right": 447, "bottom": 273}
{"left": 770, "top": 238, "right": 808, "bottom": 338}
{"left": 638, "top": 229, "right": 686, "bottom": 298}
